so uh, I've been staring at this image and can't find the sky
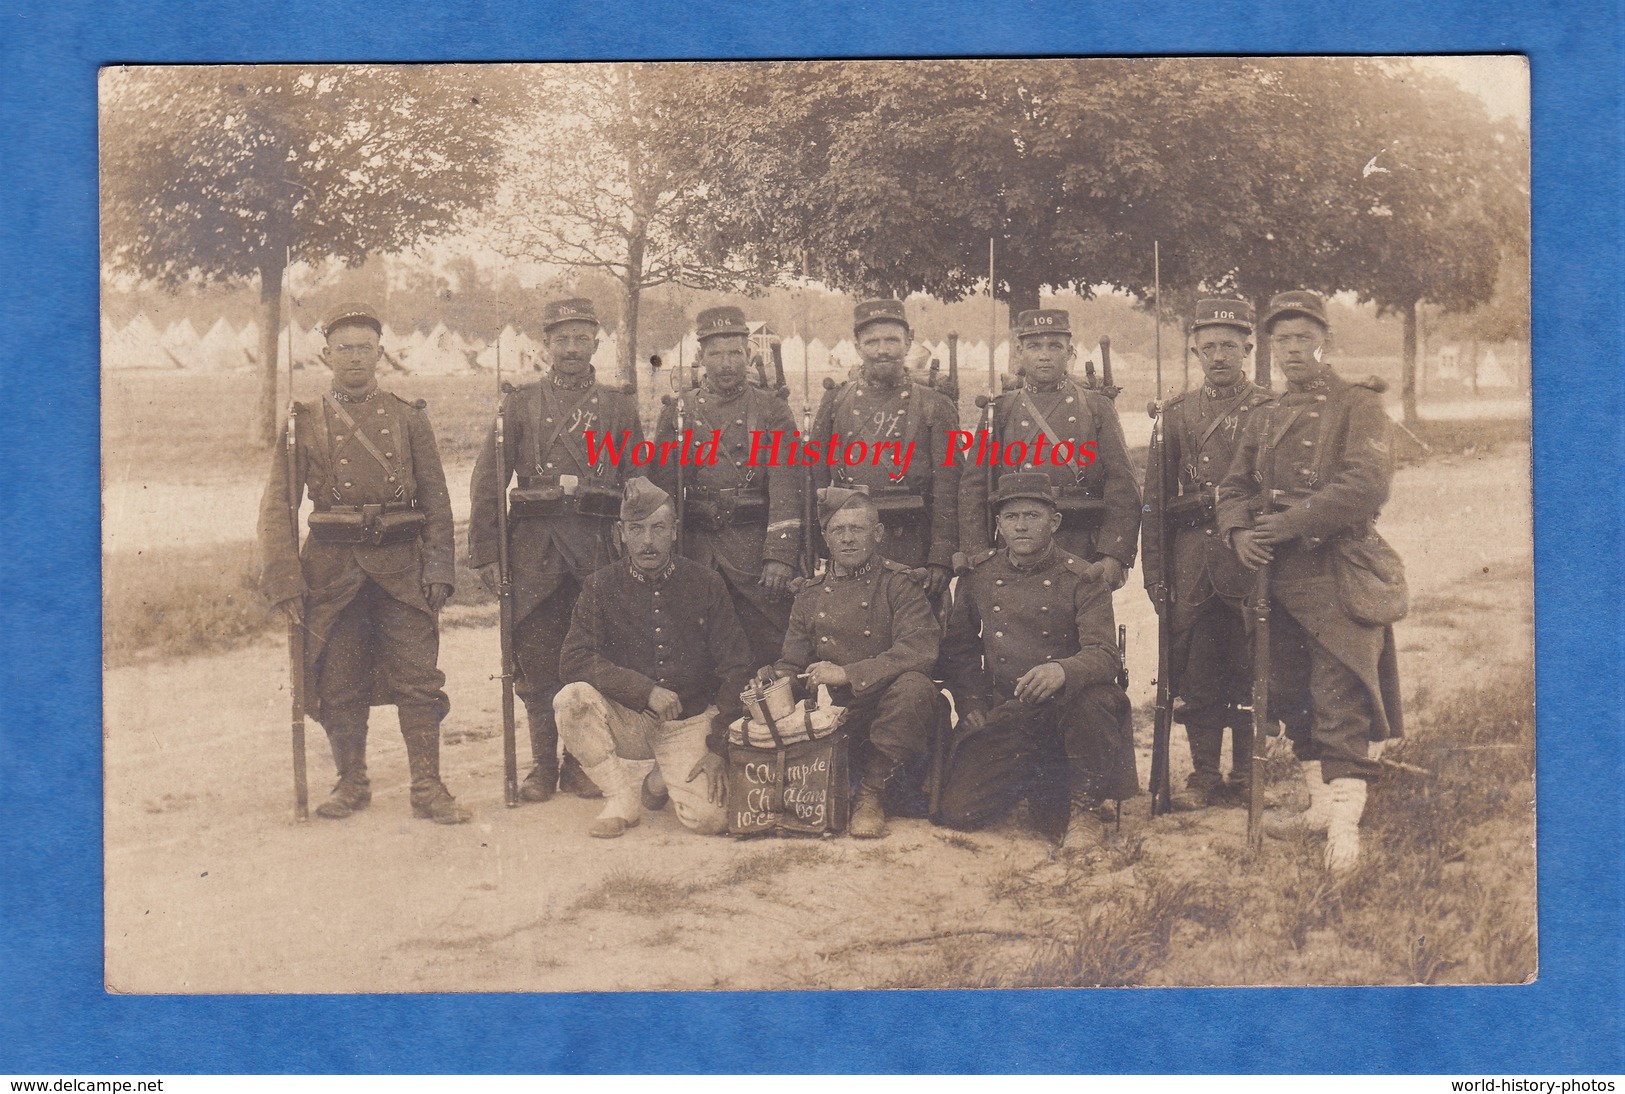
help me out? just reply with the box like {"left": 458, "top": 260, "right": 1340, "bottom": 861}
{"left": 1412, "top": 55, "right": 1530, "bottom": 125}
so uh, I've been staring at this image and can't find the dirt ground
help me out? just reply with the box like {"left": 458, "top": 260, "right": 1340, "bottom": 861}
{"left": 103, "top": 445, "right": 1534, "bottom": 993}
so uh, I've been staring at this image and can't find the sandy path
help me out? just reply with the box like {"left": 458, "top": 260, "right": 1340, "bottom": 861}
{"left": 104, "top": 447, "right": 1532, "bottom": 993}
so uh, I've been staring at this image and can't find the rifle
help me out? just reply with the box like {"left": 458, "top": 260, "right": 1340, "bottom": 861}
{"left": 670, "top": 392, "right": 688, "bottom": 557}
{"left": 1247, "top": 433, "right": 1278, "bottom": 850}
{"left": 494, "top": 381, "right": 520, "bottom": 808}
{"left": 1117, "top": 624, "right": 1129, "bottom": 689}
{"left": 770, "top": 339, "right": 789, "bottom": 400}
{"left": 946, "top": 332, "right": 960, "bottom": 404}
{"left": 282, "top": 258, "right": 308, "bottom": 823}
{"left": 1099, "top": 335, "right": 1121, "bottom": 400}
{"left": 800, "top": 345, "right": 817, "bottom": 579}
{"left": 1147, "top": 402, "right": 1175, "bottom": 816}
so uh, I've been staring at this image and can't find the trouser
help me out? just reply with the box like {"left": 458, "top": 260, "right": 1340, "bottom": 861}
{"left": 1269, "top": 605, "right": 1379, "bottom": 783}
{"left": 933, "top": 682, "right": 1135, "bottom": 835}
{"left": 1172, "top": 594, "right": 1252, "bottom": 788}
{"left": 831, "top": 670, "right": 938, "bottom": 772}
{"left": 553, "top": 683, "right": 727, "bottom": 834}
{"left": 315, "top": 578, "right": 449, "bottom": 775}
{"left": 719, "top": 569, "right": 794, "bottom": 670}
{"left": 513, "top": 578, "right": 583, "bottom": 767}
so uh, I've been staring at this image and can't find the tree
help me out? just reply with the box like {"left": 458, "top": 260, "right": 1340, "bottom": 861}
{"left": 101, "top": 65, "right": 524, "bottom": 445}
{"left": 484, "top": 63, "right": 778, "bottom": 391}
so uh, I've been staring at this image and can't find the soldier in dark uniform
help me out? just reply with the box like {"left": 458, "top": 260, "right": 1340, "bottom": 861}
{"left": 258, "top": 302, "right": 469, "bottom": 824}
{"left": 772, "top": 488, "right": 943, "bottom": 839}
{"left": 935, "top": 474, "right": 1138, "bottom": 852}
{"left": 554, "top": 478, "right": 752, "bottom": 838}
{"left": 1142, "top": 298, "right": 1275, "bottom": 809}
{"left": 811, "top": 299, "right": 960, "bottom": 606}
{"left": 960, "top": 309, "right": 1140, "bottom": 590}
{"left": 468, "top": 298, "right": 646, "bottom": 804}
{"left": 651, "top": 306, "right": 800, "bottom": 668}
{"left": 1216, "top": 291, "right": 1405, "bottom": 873}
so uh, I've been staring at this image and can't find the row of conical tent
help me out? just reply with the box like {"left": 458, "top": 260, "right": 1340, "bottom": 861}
{"left": 101, "top": 313, "right": 1140, "bottom": 387}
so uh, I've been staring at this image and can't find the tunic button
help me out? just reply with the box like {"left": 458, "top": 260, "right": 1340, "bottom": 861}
{"left": 1042, "top": 631, "right": 1050, "bottom": 638}
{"left": 1040, "top": 605, "right": 1048, "bottom": 612}
{"left": 820, "top": 636, "right": 830, "bottom": 642}
{"left": 377, "top": 408, "right": 385, "bottom": 415}
{"left": 546, "top": 417, "right": 553, "bottom": 423}
{"left": 1068, "top": 417, "right": 1076, "bottom": 423}
{"left": 1315, "top": 395, "right": 1328, "bottom": 402}
{"left": 387, "top": 475, "right": 396, "bottom": 483}
{"left": 1302, "top": 440, "right": 1314, "bottom": 448}
{"left": 1065, "top": 397, "right": 1074, "bottom": 404}
{"left": 1309, "top": 412, "right": 1320, "bottom": 419}
{"left": 339, "top": 458, "right": 349, "bottom": 465}
{"left": 995, "top": 579, "right": 1005, "bottom": 586}
{"left": 654, "top": 627, "right": 662, "bottom": 633}
{"left": 992, "top": 606, "right": 1001, "bottom": 612}
{"left": 824, "top": 587, "right": 833, "bottom": 594}
{"left": 863, "top": 630, "right": 871, "bottom": 637}
{"left": 1020, "top": 420, "right": 1031, "bottom": 428}
{"left": 380, "top": 428, "right": 389, "bottom": 435}
{"left": 994, "top": 631, "right": 1004, "bottom": 638}
{"left": 336, "top": 435, "right": 345, "bottom": 443}
{"left": 343, "top": 481, "right": 352, "bottom": 488}
{"left": 998, "top": 656, "right": 1008, "bottom": 663}
{"left": 859, "top": 602, "right": 867, "bottom": 608}
{"left": 818, "top": 612, "right": 826, "bottom": 618}
{"left": 1201, "top": 456, "right": 1210, "bottom": 462}
{"left": 736, "top": 419, "right": 744, "bottom": 425}
{"left": 1042, "top": 579, "right": 1052, "bottom": 587}
{"left": 1205, "top": 528, "right": 1215, "bottom": 536}
{"left": 545, "top": 462, "right": 554, "bottom": 469}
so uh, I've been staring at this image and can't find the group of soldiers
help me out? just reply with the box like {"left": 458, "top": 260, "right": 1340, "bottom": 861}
{"left": 258, "top": 287, "right": 1404, "bottom": 873}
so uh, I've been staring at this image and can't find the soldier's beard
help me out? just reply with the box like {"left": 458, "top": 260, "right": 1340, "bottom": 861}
{"left": 863, "top": 360, "right": 905, "bottom": 387}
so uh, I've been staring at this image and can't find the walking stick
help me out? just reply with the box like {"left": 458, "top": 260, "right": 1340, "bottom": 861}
{"left": 283, "top": 262, "right": 308, "bottom": 823}
{"left": 494, "top": 335, "right": 519, "bottom": 807}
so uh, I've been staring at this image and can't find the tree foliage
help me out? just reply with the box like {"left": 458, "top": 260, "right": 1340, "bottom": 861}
{"left": 100, "top": 65, "right": 524, "bottom": 444}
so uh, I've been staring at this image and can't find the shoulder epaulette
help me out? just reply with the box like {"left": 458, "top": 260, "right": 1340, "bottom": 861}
{"left": 1060, "top": 553, "right": 1092, "bottom": 578}
{"left": 882, "top": 559, "right": 911, "bottom": 573}
{"left": 390, "top": 392, "right": 428, "bottom": 410}
{"left": 1246, "top": 389, "right": 1275, "bottom": 407}
{"left": 1354, "top": 375, "right": 1389, "bottom": 394}
{"left": 969, "top": 548, "right": 999, "bottom": 567}
{"left": 1162, "top": 391, "right": 1190, "bottom": 410}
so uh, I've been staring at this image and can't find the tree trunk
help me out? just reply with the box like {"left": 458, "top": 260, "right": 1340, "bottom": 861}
{"left": 254, "top": 257, "right": 286, "bottom": 448}
{"left": 1006, "top": 282, "right": 1040, "bottom": 318}
{"left": 1253, "top": 292, "right": 1273, "bottom": 389}
{"left": 1401, "top": 298, "right": 1420, "bottom": 426}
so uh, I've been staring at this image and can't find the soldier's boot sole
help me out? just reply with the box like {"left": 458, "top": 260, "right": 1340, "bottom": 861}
{"left": 411, "top": 783, "right": 472, "bottom": 825}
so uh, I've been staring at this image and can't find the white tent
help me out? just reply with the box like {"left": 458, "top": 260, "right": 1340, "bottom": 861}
{"left": 160, "top": 318, "right": 201, "bottom": 370}
{"left": 193, "top": 317, "right": 243, "bottom": 372}
{"left": 103, "top": 315, "right": 169, "bottom": 371}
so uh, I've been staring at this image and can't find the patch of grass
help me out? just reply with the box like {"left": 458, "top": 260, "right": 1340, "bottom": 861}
{"left": 936, "top": 832, "right": 982, "bottom": 854}
{"left": 571, "top": 868, "right": 698, "bottom": 917}
{"left": 712, "top": 844, "right": 831, "bottom": 887}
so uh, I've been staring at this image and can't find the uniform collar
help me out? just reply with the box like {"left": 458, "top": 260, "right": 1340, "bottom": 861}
{"left": 1025, "top": 378, "right": 1065, "bottom": 394}
{"left": 549, "top": 367, "right": 596, "bottom": 392}
{"left": 1005, "top": 543, "right": 1057, "bottom": 572}
{"left": 830, "top": 555, "right": 879, "bottom": 579}
{"left": 1286, "top": 369, "right": 1334, "bottom": 395}
{"left": 628, "top": 557, "right": 678, "bottom": 585}
{"left": 1202, "top": 379, "right": 1249, "bottom": 400}
{"left": 699, "top": 380, "right": 746, "bottom": 403}
{"left": 330, "top": 385, "right": 380, "bottom": 404}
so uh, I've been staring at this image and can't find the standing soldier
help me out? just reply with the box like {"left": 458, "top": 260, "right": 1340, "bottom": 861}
{"left": 1216, "top": 291, "right": 1405, "bottom": 873}
{"left": 960, "top": 309, "right": 1140, "bottom": 590}
{"left": 468, "top": 297, "right": 646, "bottom": 804}
{"left": 934, "top": 474, "right": 1138, "bottom": 852}
{"left": 651, "top": 306, "right": 800, "bottom": 668}
{"left": 812, "top": 299, "right": 960, "bottom": 606}
{"left": 258, "top": 302, "right": 469, "bottom": 824}
{"left": 1142, "top": 299, "right": 1275, "bottom": 810}
{"left": 771, "top": 488, "right": 943, "bottom": 839}
{"left": 554, "top": 478, "right": 752, "bottom": 839}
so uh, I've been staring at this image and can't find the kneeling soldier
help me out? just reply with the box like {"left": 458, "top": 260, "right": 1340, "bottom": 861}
{"left": 258, "top": 302, "right": 469, "bottom": 824}
{"left": 554, "top": 478, "right": 752, "bottom": 838}
{"left": 771, "top": 487, "right": 943, "bottom": 838}
{"left": 935, "top": 473, "right": 1138, "bottom": 851}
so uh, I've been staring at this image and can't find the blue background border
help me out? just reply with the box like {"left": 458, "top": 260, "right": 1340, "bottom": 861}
{"left": 2, "top": 0, "right": 1620, "bottom": 1074}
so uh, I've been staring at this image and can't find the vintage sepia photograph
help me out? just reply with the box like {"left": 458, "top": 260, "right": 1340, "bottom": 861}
{"left": 100, "top": 57, "right": 1533, "bottom": 993}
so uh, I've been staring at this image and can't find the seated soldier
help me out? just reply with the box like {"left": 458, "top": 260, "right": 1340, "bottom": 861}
{"left": 772, "top": 488, "right": 943, "bottom": 839}
{"left": 935, "top": 473, "right": 1139, "bottom": 852}
{"left": 554, "top": 477, "right": 753, "bottom": 838}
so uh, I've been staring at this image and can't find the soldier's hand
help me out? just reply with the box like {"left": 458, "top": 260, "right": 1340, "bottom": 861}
{"left": 951, "top": 551, "right": 971, "bottom": 576}
{"left": 1013, "top": 661, "right": 1066, "bottom": 704}
{"left": 805, "top": 661, "right": 849, "bottom": 689}
{"left": 1232, "top": 529, "right": 1275, "bottom": 570}
{"left": 477, "top": 562, "right": 501, "bottom": 595}
{"left": 760, "top": 560, "right": 795, "bottom": 599}
{"left": 921, "top": 564, "right": 952, "bottom": 599}
{"left": 687, "top": 751, "right": 727, "bottom": 804}
{"left": 424, "top": 583, "right": 452, "bottom": 613}
{"left": 1252, "top": 512, "right": 1294, "bottom": 545}
{"left": 277, "top": 597, "right": 304, "bottom": 625}
{"left": 961, "top": 707, "right": 988, "bottom": 730}
{"left": 1095, "top": 557, "right": 1127, "bottom": 591}
{"left": 647, "top": 686, "right": 683, "bottom": 722}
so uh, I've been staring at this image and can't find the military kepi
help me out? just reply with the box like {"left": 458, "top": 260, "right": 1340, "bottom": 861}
{"left": 542, "top": 297, "right": 600, "bottom": 332}
{"left": 696, "top": 305, "right": 749, "bottom": 341}
{"left": 992, "top": 472, "right": 1059, "bottom": 510}
{"left": 1191, "top": 298, "right": 1255, "bottom": 334}
{"left": 1013, "top": 309, "right": 1071, "bottom": 337}
{"left": 817, "top": 485, "right": 872, "bottom": 526}
{"left": 1263, "top": 290, "right": 1328, "bottom": 330}
{"left": 853, "top": 298, "right": 908, "bottom": 334}
{"left": 620, "top": 477, "right": 674, "bottom": 522}
{"left": 322, "top": 302, "right": 382, "bottom": 338}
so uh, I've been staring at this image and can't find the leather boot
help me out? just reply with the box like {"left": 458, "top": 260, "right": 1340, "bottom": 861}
{"left": 1323, "top": 777, "right": 1368, "bottom": 874}
{"left": 559, "top": 750, "right": 602, "bottom": 799}
{"left": 519, "top": 703, "right": 560, "bottom": 803}
{"left": 849, "top": 751, "right": 901, "bottom": 839}
{"left": 1264, "top": 760, "right": 1331, "bottom": 839}
{"left": 1171, "top": 723, "right": 1224, "bottom": 811}
{"left": 315, "top": 722, "right": 371, "bottom": 820}
{"left": 1060, "top": 794, "right": 1107, "bottom": 855}
{"left": 583, "top": 757, "right": 641, "bottom": 839}
{"left": 401, "top": 709, "right": 471, "bottom": 825}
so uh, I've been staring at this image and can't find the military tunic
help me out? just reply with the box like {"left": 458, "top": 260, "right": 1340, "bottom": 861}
{"left": 811, "top": 375, "right": 961, "bottom": 571}
{"left": 935, "top": 544, "right": 1138, "bottom": 830}
{"left": 258, "top": 389, "right": 455, "bottom": 729}
{"left": 652, "top": 382, "right": 801, "bottom": 667}
{"left": 467, "top": 372, "right": 646, "bottom": 706}
{"left": 1215, "top": 370, "right": 1405, "bottom": 782}
{"left": 1141, "top": 380, "right": 1274, "bottom": 789}
{"left": 774, "top": 557, "right": 942, "bottom": 768}
{"left": 960, "top": 378, "right": 1140, "bottom": 565}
